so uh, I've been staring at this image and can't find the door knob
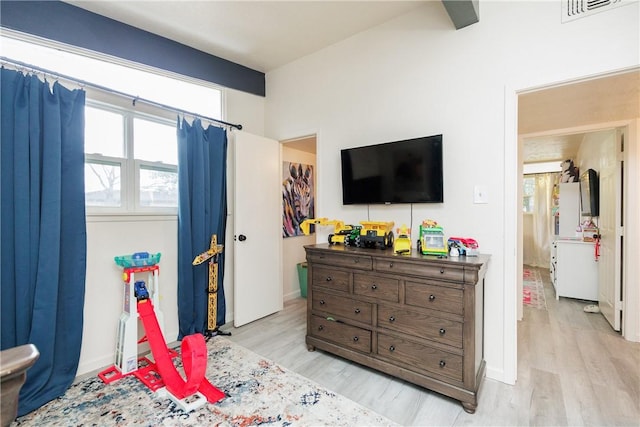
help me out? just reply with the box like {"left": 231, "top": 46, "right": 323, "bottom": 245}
{"left": 238, "top": 234, "right": 247, "bottom": 242}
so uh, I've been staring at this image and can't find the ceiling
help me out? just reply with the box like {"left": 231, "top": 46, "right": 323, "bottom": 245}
{"left": 64, "top": 1, "right": 429, "bottom": 73}
{"left": 522, "top": 133, "right": 585, "bottom": 165}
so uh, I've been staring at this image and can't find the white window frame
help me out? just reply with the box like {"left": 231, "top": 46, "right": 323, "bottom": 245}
{"left": 85, "top": 100, "right": 178, "bottom": 215}
{"left": 134, "top": 160, "right": 179, "bottom": 213}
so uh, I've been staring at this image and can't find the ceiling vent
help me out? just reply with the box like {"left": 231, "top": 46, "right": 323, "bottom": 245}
{"left": 562, "top": 0, "right": 632, "bottom": 22}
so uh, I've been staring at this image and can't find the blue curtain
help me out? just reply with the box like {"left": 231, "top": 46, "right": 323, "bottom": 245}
{"left": 1, "top": 68, "right": 87, "bottom": 415}
{"left": 177, "top": 118, "right": 227, "bottom": 339}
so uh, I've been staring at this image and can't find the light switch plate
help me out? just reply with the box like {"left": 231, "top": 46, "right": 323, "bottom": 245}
{"left": 474, "top": 185, "right": 488, "bottom": 204}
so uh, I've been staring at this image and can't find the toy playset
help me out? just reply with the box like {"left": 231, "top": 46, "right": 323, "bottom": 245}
{"left": 99, "top": 251, "right": 225, "bottom": 412}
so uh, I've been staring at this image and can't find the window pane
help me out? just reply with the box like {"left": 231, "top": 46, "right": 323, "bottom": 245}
{"left": 85, "top": 162, "right": 121, "bottom": 206}
{"left": 139, "top": 166, "right": 178, "bottom": 207}
{"left": 85, "top": 107, "right": 124, "bottom": 157}
{"left": 523, "top": 177, "right": 535, "bottom": 213}
{"left": 134, "top": 118, "right": 177, "bottom": 164}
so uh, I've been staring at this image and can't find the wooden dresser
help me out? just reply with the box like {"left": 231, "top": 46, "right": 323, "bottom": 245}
{"left": 304, "top": 243, "right": 489, "bottom": 413}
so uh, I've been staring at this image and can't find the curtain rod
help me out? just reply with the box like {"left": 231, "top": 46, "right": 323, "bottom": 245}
{"left": 0, "top": 56, "right": 243, "bottom": 131}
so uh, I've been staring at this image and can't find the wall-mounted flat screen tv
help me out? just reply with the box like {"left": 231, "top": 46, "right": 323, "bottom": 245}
{"left": 340, "top": 134, "right": 443, "bottom": 205}
{"left": 580, "top": 168, "right": 599, "bottom": 217}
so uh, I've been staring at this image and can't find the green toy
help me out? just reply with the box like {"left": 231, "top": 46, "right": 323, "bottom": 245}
{"left": 416, "top": 220, "right": 448, "bottom": 256}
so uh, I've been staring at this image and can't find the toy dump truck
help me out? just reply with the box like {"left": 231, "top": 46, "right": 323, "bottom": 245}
{"left": 358, "top": 221, "right": 395, "bottom": 249}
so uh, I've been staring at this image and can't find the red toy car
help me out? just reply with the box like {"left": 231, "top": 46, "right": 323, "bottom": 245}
{"left": 447, "top": 237, "right": 479, "bottom": 256}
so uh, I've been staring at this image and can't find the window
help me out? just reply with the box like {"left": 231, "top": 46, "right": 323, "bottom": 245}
{"left": 84, "top": 104, "right": 178, "bottom": 212}
{"left": 523, "top": 176, "right": 535, "bottom": 213}
{"left": 2, "top": 34, "right": 223, "bottom": 214}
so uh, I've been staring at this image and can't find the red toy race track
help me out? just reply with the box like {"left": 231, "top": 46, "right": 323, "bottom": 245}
{"left": 137, "top": 299, "right": 225, "bottom": 403}
{"left": 99, "top": 298, "right": 225, "bottom": 407}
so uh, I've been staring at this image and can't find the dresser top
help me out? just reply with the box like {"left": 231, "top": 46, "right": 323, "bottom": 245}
{"left": 305, "top": 243, "right": 490, "bottom": 269}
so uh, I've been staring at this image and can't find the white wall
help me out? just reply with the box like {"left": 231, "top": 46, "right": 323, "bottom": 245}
{"left": 81, "top": 216, "right": 178, "bottom": 374}
{"left": 264, "top": 1, "right": 640, "bottom": 383}
{"left": 282, "top": 147, "right": 317, "bottom": 299}
{"left": 78, "top": 88, "right": 265, "bottom": 376}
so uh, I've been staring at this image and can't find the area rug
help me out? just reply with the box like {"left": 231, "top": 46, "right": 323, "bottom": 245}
{"left": 14, "top": 337, "right": 396, "bottom": 426}
{"left": 523, "top": 267, "right": 547, "bottom": 310}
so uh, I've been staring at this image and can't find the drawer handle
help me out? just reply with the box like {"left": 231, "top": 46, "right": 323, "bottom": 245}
{"left": 389, "top": 262, "right": 394, "bottom": 268}
{"left": 320, "top": 300, "right": 325, "bottom": 305}
{"left": 354, "top": 308, "right": 361, "bottom": 314}
{"left": 389, "top": 316, "right": 395, "bottom": 322}
{"left": 389, "top": 345, "right": 395, "bottom": 352}
{"left": 439, "top": 360, "right": 446, "bottom": 368}
{"left": 429, "top": 294, "right": 436, "bottom": 301}
{"left": 325, "top": 276, "right": 332, "bottom": 282}
{"left": 354, "top": 259, "right": 359, "bottom": 264}
{"left": 371, "top": 284, "right": 377, "bottom": 290}
{"left": 440, "top": 267, "right": 445, "bottom": 274}
{"left": 318, "top": 325, "right": 324, "bottom": 331}
{"left": 353, "top": 336, "right": 359, "bottom": 342}
{"left": 439, "top": 328, "right": 446, "bottom": 335}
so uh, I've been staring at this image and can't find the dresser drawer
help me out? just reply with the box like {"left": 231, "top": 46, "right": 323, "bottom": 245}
{"left": 312, "top": 266, "right": 350, "bottom": 293}
{"left": 307, "top": 252, "right": 372, "bottom": 270}
{"left": 353, "top": 273, "right": 399, "bottom": 303}
{"left": 310, "top": 315, "right": 371, "bottom": 353}
{"left": 378, "top": 305, "right": 463, "bottom": 348}
{"left": 312, "top": 290, "right": 372, "bottom": 324}
{"left": 374, "top": 259, "right": 465, "bottom": 282}
{"left": 377, "top": 333, "right": 462, "bottom": 381}
{"left": 405, "top": 281, "right": 463, "bottom": 316}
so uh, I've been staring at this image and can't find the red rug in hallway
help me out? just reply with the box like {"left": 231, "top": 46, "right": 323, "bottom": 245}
{"left": 523, "top": 267, "right": 547, "bottom": 310}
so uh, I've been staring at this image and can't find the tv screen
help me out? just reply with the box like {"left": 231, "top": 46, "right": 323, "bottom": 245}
{"left": 340, "top": 135, "right": 443, "bottom": 205}
{"left": 580, "top": 168, "right": 599, "bottom": 217}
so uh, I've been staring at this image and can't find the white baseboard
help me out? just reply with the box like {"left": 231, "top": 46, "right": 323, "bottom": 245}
{"left": 284, "top": 290, "right": 302, "bottom": 301}
{"left": 485, "top": 365, "right": 513, "bottom": 385}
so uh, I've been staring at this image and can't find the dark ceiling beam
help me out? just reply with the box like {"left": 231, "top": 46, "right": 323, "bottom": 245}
{"left": 441, "top": 0, "right": 479, "bottom": 30}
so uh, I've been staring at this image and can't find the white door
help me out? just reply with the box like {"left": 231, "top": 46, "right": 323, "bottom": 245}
{"left": 233, "top": 131, "right": 283, "bottom": 327}
{"left": 598, "top": 128, "right": 624, "bottom": 331}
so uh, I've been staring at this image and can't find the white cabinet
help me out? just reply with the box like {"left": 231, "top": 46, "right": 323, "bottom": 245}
{"left": 550, "top": 240, "right": 598, "bottom": 301}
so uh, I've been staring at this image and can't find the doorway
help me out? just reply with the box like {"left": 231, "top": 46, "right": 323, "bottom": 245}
{"left": 281, "top": 135, "right": 317, "bottom": 300}
{"left": 516, "top": 70, "right": 639, "bottom": 344}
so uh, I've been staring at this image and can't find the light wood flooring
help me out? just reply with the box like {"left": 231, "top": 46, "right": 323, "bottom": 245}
{"left": 225, "top": 266, "right": 640, "bottom": 426}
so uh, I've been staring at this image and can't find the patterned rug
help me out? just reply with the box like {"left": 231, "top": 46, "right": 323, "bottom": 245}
{"left": 14, "top": 337, "right": 395, "bottom": 426}
{"left": 523, "top": 267, "right": 547, "bottom": 310}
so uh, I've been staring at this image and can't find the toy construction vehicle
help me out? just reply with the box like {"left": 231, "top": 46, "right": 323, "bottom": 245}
{"left": 416, "top": 219, "right": 448, "bottom": 256}
{"left": 300, "top": 218, "right": 394, "bottom": 249}
{"left": 300, "top": 218, "right": 361, "bottom": 245}
{"left": 393, "top": 225, "right": 411, "bottom": 255}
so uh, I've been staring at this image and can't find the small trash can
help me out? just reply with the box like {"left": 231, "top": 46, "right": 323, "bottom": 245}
{"left": 296, "top": 262, "right": 308, "bottom": 298}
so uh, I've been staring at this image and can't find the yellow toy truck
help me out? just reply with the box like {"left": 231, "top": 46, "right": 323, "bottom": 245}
{"left": 393, "top": 224, "right": 411, "bottom": 255}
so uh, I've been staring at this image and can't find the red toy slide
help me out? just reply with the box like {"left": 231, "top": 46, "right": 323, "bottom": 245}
{"left": 137, "top": 299, "right": 225, "bottom": 403}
